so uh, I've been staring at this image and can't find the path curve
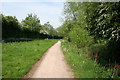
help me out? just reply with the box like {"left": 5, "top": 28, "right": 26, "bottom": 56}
{"left": 24, "top": 40, "right": 74, "bottom": 78}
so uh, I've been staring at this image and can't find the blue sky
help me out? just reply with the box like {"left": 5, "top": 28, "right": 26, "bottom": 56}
{"left": 2, "top": 1, "right": 65, "bottom": 28}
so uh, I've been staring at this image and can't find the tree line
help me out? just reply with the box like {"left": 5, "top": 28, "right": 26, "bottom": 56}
{"left": 57, "top": 2, "right": 120, "bottom": 70}
{"left": 1, "top": 13, "right": 62, "bottom": 42}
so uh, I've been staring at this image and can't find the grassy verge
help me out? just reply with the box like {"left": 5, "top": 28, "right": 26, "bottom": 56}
{"left": 61, "top": 40, "right": 112, "bottom": 78}
{"left": 2, "top": 39, "right": 58, "bottom": 78}
{"left": 0, "top": 43, "right": 2, "bottom": 79}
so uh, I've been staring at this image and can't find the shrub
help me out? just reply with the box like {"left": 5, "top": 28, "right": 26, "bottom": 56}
{"left": 69, "top": 26, "right": 93, "bottom": 48}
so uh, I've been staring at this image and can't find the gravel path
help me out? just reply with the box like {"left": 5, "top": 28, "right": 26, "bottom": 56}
{"left": 29, "top": 41, "right": 74, "bottom": 78}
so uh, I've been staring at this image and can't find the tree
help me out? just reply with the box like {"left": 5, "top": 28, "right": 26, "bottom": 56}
{"left": 62, "top": 2, "right": 120, "bottom": 64}
{"left": 2, "top": 14, "right": 22, "bottom": 39}
{"left": 22, "top": 13, "right": 41, "bottom": 32}
{"left": 63, "top": 2, "right": 120, "bottom": 42}
{"left": 40, "top": 22, "right": 57, "bottom": 36}
{"left": 56, "top": 26, "right": 64, "bottom": 37}
{"left": 85, "top": 2, "right": 120, "bottom": 42}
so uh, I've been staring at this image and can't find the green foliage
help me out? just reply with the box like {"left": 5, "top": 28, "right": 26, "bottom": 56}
{"left": 56, "top": 26, "right": 64, "bottom": 37}
{"left": 62, "top": 2, "right": 120, "bottom": 69}
{"left": 63, "top": 2, "right": 120, "bottom": 42}
{"left": 2, "top": 39, "right": 58, "bottom": 78}
{"left": 61, "top": 40, "right": 112, "bottom": 78}
{"left": 41, "top": 22, "right": 57, "bottom": 36}
{"left": 85, "top": 2, "right": 120, "bottom": 42}
{"left": 1, "top": 14, "right": 62, "bottom": 41}
{"left": 97, "top": 40, "right": 120, "bottom": 65}
{"left": 22, "top": 13, "right": 41, "bottom": 32}
{"left": 2, "top": 14, "right": 22, "bottom": 39}
{"left": 69, "top": 26, "right": 93, "bottom": 48}
{"left": 56, "top": 21, "right": 73, "bottom": 40}
{"left": 61, "top": 2, "right": 120, "bottom": 77}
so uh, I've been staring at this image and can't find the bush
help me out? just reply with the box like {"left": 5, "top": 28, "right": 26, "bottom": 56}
{"left": 69, "top": 26, "right": 93, "bottom": 48}
{"left": 61, "top": 40, "right": 113, "bottom": 78}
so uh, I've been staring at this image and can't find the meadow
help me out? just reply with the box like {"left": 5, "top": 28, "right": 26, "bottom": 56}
{"left": 2, "top": 39, "right": 58, "bottom": 78}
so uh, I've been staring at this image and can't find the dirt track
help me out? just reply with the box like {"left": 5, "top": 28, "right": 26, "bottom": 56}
{"left": 29, "top": 41, "right": 74, "bottom": 78}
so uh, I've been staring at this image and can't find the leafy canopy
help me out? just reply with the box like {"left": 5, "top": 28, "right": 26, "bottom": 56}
{"left": 22, "top": 13, "right": 41, "bottom": 32}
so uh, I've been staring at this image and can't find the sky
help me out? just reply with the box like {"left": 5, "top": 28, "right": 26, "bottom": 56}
{"left": 2, "top": 0, "right": 117, "bottom": 28}
{"left": 1, "top": 0, "right": 65, "bottom": 28}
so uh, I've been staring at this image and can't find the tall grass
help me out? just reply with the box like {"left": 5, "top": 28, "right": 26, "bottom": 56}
{"left": 61, "top": 40, "right": 113, "bottom": 78}
{"left": 2, "top": 39, "right": 58, "bottom": 78}
{"left": 0, "top": 43, "right": 2, "bottom": 79}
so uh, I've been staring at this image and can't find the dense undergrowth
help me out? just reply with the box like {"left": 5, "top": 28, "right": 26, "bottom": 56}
{"left": 61, "top": 40, "right": 120, "bottom": 78}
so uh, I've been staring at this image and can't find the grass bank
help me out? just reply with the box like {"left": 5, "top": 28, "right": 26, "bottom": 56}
{"left": 2, "top": 39, "right": 58, "bottom": 78}
{"left": 61, "top": 40, "right": 113, "bottom": 78}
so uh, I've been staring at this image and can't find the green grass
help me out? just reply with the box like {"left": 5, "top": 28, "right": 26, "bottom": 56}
{"left": 61, "top": 40, "right": 112, "bottom": 78}
{"left": 0, "top": 43, "right": 2, "bottom": 79}
{"left": 2, "top": 39, "right": 58, "bottom": 78}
